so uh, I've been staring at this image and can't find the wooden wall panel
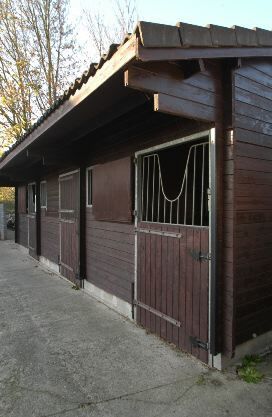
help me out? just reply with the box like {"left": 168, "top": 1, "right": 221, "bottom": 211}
{"left": 40, "top": 175, "right": 59, "bottom": 264}
{"left": 18, "top": 186, "right": 27, "bottom": 214}
{"left": 85, "top": 209, "right": 135, "bottom": 302}
{"left": 84, "top": 120, "right": 211, "bottom": 305}
{"left": 221, "top": 130, "right": 235, "bottom": 356}
{"left": 17, "top": 213, "right": 28, "bottom": 248}
{"left": 233, "top": 58, "right": 272, "bottom": 345}
{"left": 92, "top": 157, "right": 133, "bottom": 223}
{"left": 136, "top": 223, "right": 209, "bottom": 363}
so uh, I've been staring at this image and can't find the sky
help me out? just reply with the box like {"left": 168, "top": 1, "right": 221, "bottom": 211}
{"left": 71, "top": 0, "right": 272, "bottom": 30}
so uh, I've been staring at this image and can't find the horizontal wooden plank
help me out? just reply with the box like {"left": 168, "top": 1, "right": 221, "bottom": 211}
{"left": 86, "top": 241, "right": 134, "bottom": 264}
{"left": 235, "top": 87, "right": 272, "bottom": 113}
{"left": 234, "top": 73, "right": 272, "bottom": 101}
{"left": 236, "top": 183, "right": 272, "bottom": 197}
{"left": 154, "top": 93, "right": 215, "bottom": 122}
{"left": 236, "top": 141, "right": 272, "bottom": 161}
{"left": 87, "top": 256, "right": 133, "bottom": 283}
{"left": 235, "top": 101, "right": 272, "bottom": 125}
{"left": 236, "top": 155, "right": 272, "bottom": 172}
{"left": 86, "top": 226, "right": 135, "bottom": 245}
{"left": 250, "top": 61, "right": 272, "bottom": 78}
{"left": 235, "top": 128, "right": 272, "bottom": 148}
{"left": 87, "top": 235, "right": 135, "bottom": 255}
{"left": 236, "top": 210, "right": 272, "bottom": 224}
{"left": 236, "top": 65, "right": 272, "bottom": 89}
{"left": 234, "top": 114, "right": 272, "bottom": 136}
{"left": 137, "top": 45, "right": 272, "bottom": 62}
{"left": 236, "top": 169, "right": 272, "bottom": 185}
{"left": 86, "top": 271, "right": 131, "bottom": 302}
{"left": 235, "top": 194, "right": 272, "bottom": 211}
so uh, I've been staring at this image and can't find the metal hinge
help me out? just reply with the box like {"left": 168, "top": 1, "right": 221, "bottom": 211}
{"left": 190, "top": 336, "right": 209, "bottom": 351}
{"left": 190, "top": 250, "right": 211, "bottom": 262}
{"left": 133, "top": 209, "right": 137, "bottom": 217}
{"left": 133, "top": 157, "right": 138, "bottom": 165}
{"left": 207, "top": 187, "right": 211, "bottom": 212}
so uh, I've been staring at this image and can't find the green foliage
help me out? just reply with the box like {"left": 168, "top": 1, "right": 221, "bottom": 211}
{"left": 0, "top": 0, "right": 78, "bottom": 154}
{"left": 242, "top": 355, "right": 263, "bottom": 367}
{"left": 0, "top": 187, "right": 15, "bottom": 202}
{"left": 237, "top": 355, "right": 264, "bottom": 383}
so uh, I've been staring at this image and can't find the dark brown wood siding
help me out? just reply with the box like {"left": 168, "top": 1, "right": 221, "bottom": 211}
{"left": 233, "top": 59, "right": 272, "bottom": 345}
{"left": 86, "top": 209, "right": 135, "bottom": 302}
{"left": 137, "top": 222, "right": 209, "bottom": 363}
{"left": 92, "top": 157, "right": 133, "bottom": 223}
{"left": 84, "top": 118, "right": 210, "bottom": 304}
{"left": 17, "top": 213, "right": 28, "bottom": 248}
{"left": 40, "top": 175, "right": 59, "bottom": 264}
{"left": 221, "top": 131, "right": 235, "bottom": 356}
{"left": 17, "top": 186, "right": 28, "bottom": 248}
{"left": 18, "top": 185, "right": 27, "bottom": 214}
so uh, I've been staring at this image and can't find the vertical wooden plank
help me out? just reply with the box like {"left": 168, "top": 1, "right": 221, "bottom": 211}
{"left": 145, "top": 232, "right": 151, "bottom": 331}
{"left": 172, "top": 228, "right": 180, "bottom": 346}
{"left": 160, "top": 232, "right": 167, "bottom": 340}
{"left": 192, "top": 228, "right": 201, "bottom": 359}
{"left": 199, "top": 228, "right": 209, "bottom": 363}
{"left": 179, "top": 227, "right": 187, "bottom": 351}
{"left": 140, "top": 231, "right": 146, "bottom": 327}
{"left": 166, "top": 232, "right": 174, "bottom": 342}
{"left": 15, "top": 187, "right": 18, "bottom": 243}
{"left": 155, "top": 224, "right": 162, "bottom": 335}
{"left": 150, "top": 232, "right": 156, "bottom": 333}
{"left": 186, "top": 228, "right": 194, "bottom": 354}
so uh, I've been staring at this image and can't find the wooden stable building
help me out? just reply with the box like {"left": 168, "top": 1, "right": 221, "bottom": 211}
{"left": 1, "top": 21, "right": 272, "bottom": 368}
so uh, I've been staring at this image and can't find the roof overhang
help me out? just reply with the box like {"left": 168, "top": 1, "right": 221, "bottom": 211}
{"left": 1, "top": 20, "right": 272, "bottom": 184}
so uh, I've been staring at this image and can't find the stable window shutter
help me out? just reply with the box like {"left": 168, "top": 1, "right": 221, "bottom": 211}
{"left": 92, "top": 157, "right": 133, "bottom": 223}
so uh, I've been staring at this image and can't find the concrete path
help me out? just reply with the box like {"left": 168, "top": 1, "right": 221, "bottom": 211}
{"left": 0, "top": 241, "right": 271, "bottom": 417}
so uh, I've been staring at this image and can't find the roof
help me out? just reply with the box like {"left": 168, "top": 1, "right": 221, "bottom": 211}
{"left": 1, "top": 20, "right": 272, "bottom": 164}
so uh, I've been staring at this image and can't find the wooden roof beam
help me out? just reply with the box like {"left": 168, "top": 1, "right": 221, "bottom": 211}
{"left": 154, "top": 93, "right": 215, "bottom": 122}
{"left": 136, "top": 44, "right": 272, "bottom": 62}
{"left": 125, "top": 63, "right": 217, "bottom": 122}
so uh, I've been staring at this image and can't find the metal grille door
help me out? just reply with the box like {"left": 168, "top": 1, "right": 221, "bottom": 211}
{"left": 59, "top": 170, "right": 80, "bottom": 283}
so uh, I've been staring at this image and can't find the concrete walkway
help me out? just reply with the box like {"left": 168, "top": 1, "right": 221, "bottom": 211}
{"left": 0, "top": 241, "right": 271, "bottom": 417}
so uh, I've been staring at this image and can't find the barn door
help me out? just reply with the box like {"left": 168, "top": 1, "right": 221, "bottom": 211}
{"left": 135, "top": 133, "right": 210, "bottom": 363}
{"left": 27, "top": 183, "right": 37, "bottom": 258}
{"left": 59, "top": 170, "right": 80, "bottom": 283}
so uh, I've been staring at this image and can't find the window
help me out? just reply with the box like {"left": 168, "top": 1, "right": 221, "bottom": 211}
{"left": 28, "top": 183, "right": 36, "bottom": 214}
{"left": 86, "top": 167, "right": 93, "bottom": 207}
{"left": 40, "top": 181, "right": 47, "bottom": 209}
{"left": 140, "top": 139, "right": 209, "bottom": 226}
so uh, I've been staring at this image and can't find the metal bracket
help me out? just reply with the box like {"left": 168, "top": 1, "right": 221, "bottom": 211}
{"left": 136, "top": 228, "right": 183, "bottom": 239}
{"left": 190, "top": 336, "right": 209, "bottom": 351}
{"left": 134, "top": 300, "right": 182, "bottom": 327}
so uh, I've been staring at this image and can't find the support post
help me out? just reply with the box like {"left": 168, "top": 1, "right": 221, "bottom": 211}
{"left": 79, "top": 166, "right": 86, "bottom": 287}
{"left": 15, "top": 187, "right": 18, "bottom": 243}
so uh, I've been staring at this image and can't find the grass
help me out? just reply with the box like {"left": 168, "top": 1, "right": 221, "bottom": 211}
{"left": 72, "top": 284, "right": 80, "bottom": 290}
{"left": 237, "top": 355, "right": 264, "bottom": 383}
{"left": 196, "top": 374, "right": 206, "bottom": 385}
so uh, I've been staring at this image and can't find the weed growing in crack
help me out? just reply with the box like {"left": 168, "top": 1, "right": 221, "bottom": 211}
{"left": 237, "top": 355, "right": 264, "bottom": 383}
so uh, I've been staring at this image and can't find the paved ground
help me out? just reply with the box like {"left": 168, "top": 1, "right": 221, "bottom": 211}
{"left": 0, "top": 241, "right": 271, "bottom": 417}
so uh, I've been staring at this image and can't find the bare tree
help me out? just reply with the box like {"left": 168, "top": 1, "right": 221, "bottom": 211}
{"left": 84, "top": 0, "right": 137, "bottom": 60}
{"left": 0, "top": 0, "right": 78, "bottom": 154}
